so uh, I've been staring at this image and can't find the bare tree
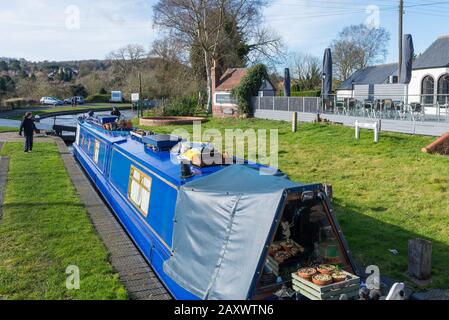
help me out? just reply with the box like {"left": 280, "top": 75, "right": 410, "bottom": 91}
{"left": 245, "top": 27, "right": 285, "bottom": 67}
{"left": 290, "top": 52, "right": 321, "bottom": 91}
{"left": 151, "top": 37, "right": 187, "bottom": 64}
{"left": 153, "top": 0, "right": 278, "bottom": 113}
{"left": 331, "top": 24, "right": 390, "bottom": 81}
{"left": 106, "top": 44, "right": 147, "bottom": 80}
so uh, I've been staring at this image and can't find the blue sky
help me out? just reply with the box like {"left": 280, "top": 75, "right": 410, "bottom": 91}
{"left": 1, "top": 0, "right": 449, "bottom": 63}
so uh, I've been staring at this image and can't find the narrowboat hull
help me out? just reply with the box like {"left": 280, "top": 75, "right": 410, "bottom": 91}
{"left": 73, "top": 139, "right": 200, "bottom": 300}
{"left": 73, "top": 118, "right": 357, "bottom": 300}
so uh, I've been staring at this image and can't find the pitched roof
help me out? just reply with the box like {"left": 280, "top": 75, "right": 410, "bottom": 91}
{"left": 215, "top": 68, "right": 247, "bottom": 91}
{"left": 414, "top": 35, "right": 449, "bottom": 69}
{"left": 338, "top": 63, "right": 398, "bottom": 90}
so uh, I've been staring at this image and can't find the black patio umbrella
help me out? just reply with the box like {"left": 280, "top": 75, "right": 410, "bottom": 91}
{"left": 284, "top": 68, "right": 291, "bottom": 97}
{"left": 400, "top": 34, "right": 414, "bottom": 84}
{"left": 322, "top": 48, "right": 333, "bottom": 99}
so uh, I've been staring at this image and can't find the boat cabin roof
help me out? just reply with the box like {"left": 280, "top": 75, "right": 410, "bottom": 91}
{"left": 80, "top": 120, "right": 284, "bottom": 187}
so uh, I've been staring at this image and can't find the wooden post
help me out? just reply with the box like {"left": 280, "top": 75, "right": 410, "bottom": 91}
{"left": 408, "top": 238, "right": 432, "bottom": 280}
{"left": 292, "top": 112, "right": 297, "bottom": 132}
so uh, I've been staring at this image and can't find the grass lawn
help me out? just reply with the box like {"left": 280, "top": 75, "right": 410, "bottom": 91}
{"left": 0, "top": 142, "right": 127, "bottom": 299}
{"left": 136, "top": 117, "right": 449, "bottom": 288}
{"left": 0, "top": 127, "right": 17, "bottom": 133}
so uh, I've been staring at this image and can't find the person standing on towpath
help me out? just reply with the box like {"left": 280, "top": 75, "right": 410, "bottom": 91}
{"left": 19, "top": 111, "right": 37, "bottom": 153}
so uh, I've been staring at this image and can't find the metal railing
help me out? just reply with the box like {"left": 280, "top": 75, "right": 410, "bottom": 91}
{"left": 327, "top": 94, "right": 449, "bottom": 122}
{"left": 252, "top": 94, "right": 449, "bottom": 123}
{"left": 252, "top": 96, "right": 321, "bottom": 113}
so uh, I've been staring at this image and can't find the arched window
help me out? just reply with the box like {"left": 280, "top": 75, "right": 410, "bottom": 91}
{"left": 421, "top": 76, "right": 435, "bottom": 105}
{"left": 437, "top": 74, "right": 449, "bottom": 105}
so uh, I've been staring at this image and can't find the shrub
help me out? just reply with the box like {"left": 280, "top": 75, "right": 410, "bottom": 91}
{"left": 279, "top": 90, "right": 322, "bottom": 97}
{"left": 291, "top": 90, "right": 321, "bottom": 97}
{"left": 99, "top": 88, "right": 108, "bottom": 94}
{"left": 85, "top": 94, "right": 110, "bottom": 103}
{"left": 70, "top": 84, "right": 88, "bottom": 98}
{"left": 232, "top": 64, "right": 268, "bottom": 116}
{"left": 163, "top": 96, "right": 198, "bottom": 116}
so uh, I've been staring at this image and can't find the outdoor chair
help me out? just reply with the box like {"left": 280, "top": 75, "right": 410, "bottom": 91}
{"left": 363, "top": 99, "right": 374, "bottom": 118}
{"left": 373, "top": 100, "right": 383, "bottom": 118}
{"left": 354, "top": 99, "right": 364, "bottom": 116}
{"left": 411, "top": 103, "right": 425, "bottom": 121}
{"left": 324, "top": 99, "right": 334, "bottom": 114}
{"left": 334, "top": 98, "right": 345, "bottom": 114}
{"left": 347, "top": 98, "right": 356, "bottom": 116}
{"left": 393, "top": 101, "right": 404, "bottom": 120}
{"left": 334, "top": 99, "right": 345, "bottom": 115}
{"left": 383, "top": 99, "right": 393, "bottom": 119}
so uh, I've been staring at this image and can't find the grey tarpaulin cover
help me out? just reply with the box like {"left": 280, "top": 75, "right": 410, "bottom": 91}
{"left": 163, "top": 165, "right": 300, "bottom": 300}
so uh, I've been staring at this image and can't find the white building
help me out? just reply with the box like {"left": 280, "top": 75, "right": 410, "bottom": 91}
{"left": 337, "top": 35, "right": 449, "bottom": 106}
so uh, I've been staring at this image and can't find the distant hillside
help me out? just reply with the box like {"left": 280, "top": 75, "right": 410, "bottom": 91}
{"left": 0, "top": 56, "right": 198, "bottom": 104}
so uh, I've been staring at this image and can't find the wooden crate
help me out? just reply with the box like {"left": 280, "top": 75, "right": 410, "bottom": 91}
{"left": 291, "top": 271, "right": 360, "bottom": 300}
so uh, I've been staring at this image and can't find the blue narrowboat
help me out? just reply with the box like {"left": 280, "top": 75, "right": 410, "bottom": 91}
{"left": 73, "top": 116, "right": 357, "bottom": 300}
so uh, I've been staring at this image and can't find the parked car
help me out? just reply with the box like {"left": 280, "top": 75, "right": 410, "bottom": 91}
{"left": 40, "top": 97, "right": 64, "bottom": 106}
{"left": 64, "top": 96, "right": 85, "bottom": 105}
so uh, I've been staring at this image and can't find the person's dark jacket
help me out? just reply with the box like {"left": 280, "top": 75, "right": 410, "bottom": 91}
{"left": 19, "top": 118, "right": 37, "bottom": 136}
{"left": 111, "top": 109, "right": 121, "bottom": 117}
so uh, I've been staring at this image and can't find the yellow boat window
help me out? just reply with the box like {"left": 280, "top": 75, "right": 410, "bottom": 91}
{"left": 128, "top": 165, "right": 152, "bottom": 217}
{"left": 93, "top": 140, "right": 100, "bottom": 164}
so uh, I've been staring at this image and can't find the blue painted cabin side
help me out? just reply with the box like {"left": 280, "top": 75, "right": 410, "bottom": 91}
{"left": 73, "top": 120, "right": 201, "bottom": 299}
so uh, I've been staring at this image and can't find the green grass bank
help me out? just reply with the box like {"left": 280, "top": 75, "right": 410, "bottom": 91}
{"left": 0, "top": 142, "right": 127, "bottom": 299}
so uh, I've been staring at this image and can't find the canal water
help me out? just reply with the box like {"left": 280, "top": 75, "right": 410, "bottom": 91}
{"left": 39, "top": 109, "right": 137, "bottom": 151}
{"left": 40, "top": 109, "right": 137, "bottom": 128}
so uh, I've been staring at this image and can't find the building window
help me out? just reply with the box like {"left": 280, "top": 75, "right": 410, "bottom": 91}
{"left": 128, "top": 165, "right": 152, "bottom": 217}
{"left": 215, "top": 93, "right": 237, "bottom": 104}
{"left": 437, "top": 74, "right": 449, "bottom": 105}
{"left": 93, "top": 140, "right": 100, "bottom": 164}
{"left": 421, "top": 75, "right": 435, "bottom": 105}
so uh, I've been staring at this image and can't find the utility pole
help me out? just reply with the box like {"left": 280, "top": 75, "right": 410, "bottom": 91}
{"left": 138, "top": 72, "right": 143, "bottom": 118}
{"left": 398, "top": 0, "right": 404, "bottom": 80}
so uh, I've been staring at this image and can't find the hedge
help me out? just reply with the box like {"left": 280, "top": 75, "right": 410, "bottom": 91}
{"left": 280, "top": 90, "right": 321, "bottom": 97}
{"left": 232, "top": 64, "right": 268, "bottom": 116}
{"left": 85, "top": 94, "right": 111, "bottom": 103}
